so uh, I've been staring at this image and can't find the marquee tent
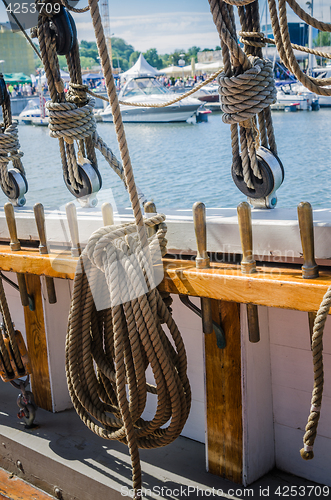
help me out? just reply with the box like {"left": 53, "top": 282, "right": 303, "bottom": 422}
{"left": 120, "top": 54, "right": 161, "bottom": 81}
{"left": 3, "top": 72, "right": 31, "bottom": 84}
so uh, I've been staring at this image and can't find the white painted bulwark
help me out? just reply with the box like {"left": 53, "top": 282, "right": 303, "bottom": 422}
{"left": 41, "top": 277, "right": 72, "bottom": 412}
{"left": 269, "top": 308, "right": 331, "bottom": 486}
{"left": 1, "top": 206, "right": 331, "bottom": 261}
{"left": 241, "top": 305, "right": 275, "bottom": 485}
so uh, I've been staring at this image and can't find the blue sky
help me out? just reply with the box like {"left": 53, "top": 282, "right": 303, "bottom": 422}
{"left": 0, "top": 1, "right": 330, "bottom": 54}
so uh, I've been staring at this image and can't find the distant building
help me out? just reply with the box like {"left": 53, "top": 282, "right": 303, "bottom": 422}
{"left": 0, "top": 22, "right": 35, "bottom": 75}
{"left": 197, "top": 50, "right": 222, "bottom": 63}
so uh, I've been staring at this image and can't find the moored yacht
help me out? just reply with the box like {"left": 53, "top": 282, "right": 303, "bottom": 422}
{"left": 100, "top": 75, "right": 204, "bottom": 123}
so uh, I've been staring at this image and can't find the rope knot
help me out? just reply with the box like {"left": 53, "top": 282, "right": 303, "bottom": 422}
{"left": 0, "top": 123, "right": 23, "bottom": 164}
{"left": 218, "top": 56, "right": 277, "bottom": 125}
{"left": 46, "top": 99, "right": 97, "bottom": 144}
{"left": 67, "top": 83, "right": 90, "bottom": 106}
{"left": 239, "top": 31, "right": 266, "bottom": 48}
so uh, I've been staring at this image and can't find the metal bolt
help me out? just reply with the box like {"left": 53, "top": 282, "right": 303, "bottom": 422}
{"left": 54, "top": 487, "right": 63, "bottom": 499}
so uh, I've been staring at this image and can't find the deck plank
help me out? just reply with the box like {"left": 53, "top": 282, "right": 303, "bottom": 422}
{"left": 0, "top": 467, "right": 55, "bottom": 500}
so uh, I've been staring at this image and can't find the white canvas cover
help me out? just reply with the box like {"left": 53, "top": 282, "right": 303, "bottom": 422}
{"left": 121, "top": 54, "right": 160, "bottom": 81}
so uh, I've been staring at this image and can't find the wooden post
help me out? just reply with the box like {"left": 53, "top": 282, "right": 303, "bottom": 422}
{"left": 204, "top": 299, "right": 242, "bottom": 483}
{"left": 24, "top": 274, "right": 52, "bottom": 411}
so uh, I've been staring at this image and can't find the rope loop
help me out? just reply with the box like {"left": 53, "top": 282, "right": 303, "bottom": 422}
{"left": 223, "top": 0, "right": 257, "bottom": 5}
{"left": 46, "top": 98, "right": 97, "bottom": 144}
{"left": 0, "top": 122, "right": 23, "bottom": 164}
{"left": 67, "top": 82, "right": 90, "bottom": 106}
{"left": 218, "top": 56, "right": 277, "bottom": 125}
{"left": 239, "top": 31, "right": 266, "bottom": 48}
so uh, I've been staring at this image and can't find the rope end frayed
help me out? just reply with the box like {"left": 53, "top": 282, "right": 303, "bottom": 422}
{"left": 300, "top": 447, "right": 314, "bottom": 461}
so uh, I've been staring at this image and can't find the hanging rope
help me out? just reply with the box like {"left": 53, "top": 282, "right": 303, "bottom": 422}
{"left": 60, "top": 1, "right": 192, "bottom": 498}
{"left": 209, "top": 0, "right": 277, "bottom": 191}
{"left": 300, "top": 287, "right": 331, "bottom": 460}
{"left": 0, "top": 77, "right": 27, "bottom": 200}
{"left": 37, "top": 9, "right": 124, "bottom": 195}
{"left": 267, "top": 0, "right": 331, "bottom": 95}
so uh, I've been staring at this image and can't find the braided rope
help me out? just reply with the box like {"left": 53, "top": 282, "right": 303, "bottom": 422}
{"left": 61, "top": 0, "right": 90, "bottom": 13}
{"left": 0, "top": 122, "right": 25, "bottom": 198}
{"left": 286, "top": 0, "right": 331, "bottom": 32}
{"left": 61, "top": 1, "right": 192, "bottom": 498}
{"left": 209, "top": 0, "right": 278, "bottom": 190}
{"left": 300, "top": 286, "right": 331, "bottom": 460}
{"left": 268, "top": 0, "right": 331, "bottom": 95}
{"left": 66, "top": 214, "right": 191, "bottom": 498}
{"left": 241, "top": 33, "right": 331, "bottom": 60}
{"left": 47, "top": 100, "right": 96, "bottom": 144}
{"left": 219, "top": 57, "right": 276, "bottom": 124}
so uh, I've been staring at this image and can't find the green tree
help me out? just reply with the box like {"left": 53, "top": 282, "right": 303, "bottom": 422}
{"left": 143, "top": 48, "right": 163, "bottom": 69}
{"left": 313, "top": 32, "right": 331, "bottom": 47}
{"left": 79, "top": 56, "right": 96, "bottom": 69}
{"left": 186, "top": 46, "right": 201, "bottom": 62}
{"left": 129, "top": 51, "right": 140, "bottom": 67}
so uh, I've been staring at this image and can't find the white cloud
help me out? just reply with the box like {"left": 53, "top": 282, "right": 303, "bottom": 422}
{"left": 74, "top": 11, "right": 220, "bottom": 52}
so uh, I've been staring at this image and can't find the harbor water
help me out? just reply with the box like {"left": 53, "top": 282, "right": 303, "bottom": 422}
{"left": 12, "top": 109, "right": 331, "bottom": 212}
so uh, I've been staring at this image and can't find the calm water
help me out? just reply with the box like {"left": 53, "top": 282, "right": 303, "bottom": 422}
{"left": 13, "top": 109, "right": 331, "bottom": 211}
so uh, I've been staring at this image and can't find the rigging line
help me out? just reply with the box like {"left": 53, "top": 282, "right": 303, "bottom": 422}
{"left": 1, "top": 0, "right": 42, "bottom": 61}
{"left": 241, "top": 33, "right": 331, "bottom": 59}
{"left": 87, "top": 68, "right": 224, "bottom": 108}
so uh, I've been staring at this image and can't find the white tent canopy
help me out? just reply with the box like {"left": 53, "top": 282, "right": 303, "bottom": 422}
{"left": 40, "top": 70, "right": 70, "bottom": 84}
{"left": 159, "top": 65, "right": 183, "bottom": 76}
{"left": 121, "top": 54, "right": 160, "bottom": 81}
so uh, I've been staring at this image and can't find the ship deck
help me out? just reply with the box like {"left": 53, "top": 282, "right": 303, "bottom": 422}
{"left": 0, "top": 382, "right": 327, "bottom": 500}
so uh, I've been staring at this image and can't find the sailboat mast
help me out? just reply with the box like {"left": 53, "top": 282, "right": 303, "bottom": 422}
{"left": 265, "top": 0, "right": 268, "bottom": 59}
{"left": 308, "top": 0, "right": 314, "bottom": 75}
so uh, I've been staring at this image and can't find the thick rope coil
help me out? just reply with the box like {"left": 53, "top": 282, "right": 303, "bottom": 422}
{"left": 46, "top": 98, "right": 125, "bottom": 182}
{"left": 47, "top": 99, "right": 96, "bottom": 145}
{"left": 219, "top": 57, "right": 276, "bottom": 125}
{"left": 0, "top": 122, "right": 25, "bottom": 198}
{"left": 66, "top": 215, "right": 191, "bottom": 497}
{"left": 300, "top": 286, "right": 331, "bottom": 460}
{"left": 209, "top": 0, "right": 278, "bottom": 191}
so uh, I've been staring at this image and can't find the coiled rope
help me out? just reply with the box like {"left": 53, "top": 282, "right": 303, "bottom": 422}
{"left": 57, "top": 0, "right": 192, "bottom": 497}
{"left": 208, "top": 0, "right": 278, "bottom": 190}
{"left": 38, "top": 13, "right": 125, "bottom": 193}
{"left": 0, "top": 80, "right": 27, "bottom": 200}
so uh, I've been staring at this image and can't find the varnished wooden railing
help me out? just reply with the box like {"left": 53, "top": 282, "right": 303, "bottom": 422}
{"left": 0, "top": 244, "right": 329, "bottom": 313}
{"left": 1, "top": 244, "right": 329, "bottom": 484}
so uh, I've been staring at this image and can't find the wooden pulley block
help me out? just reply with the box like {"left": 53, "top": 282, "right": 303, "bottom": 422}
{"left": 0, "top": 74, "right": 7, "bottom": 106}
{"left": 64, "top": 163, "right": 102, "bottom": 208}
{"left": 232, "top": 146, "right": 284, "bottom": 209}
{"left": 52, "top": 6, "right": 77, "bottom": 56}
{"left": 0, "top": 330, "right": 32, "bottom": 383}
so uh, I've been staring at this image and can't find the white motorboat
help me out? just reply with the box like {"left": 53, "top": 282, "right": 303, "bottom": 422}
{"left": 100, "top": 76, "right": 204, "bottom": 123}
{"left": 19, "top": 98, "right": 49, "bottom": 126}
{"left": 271, "top": 83, "right": 319, "bottom": 111}
{"left": 193, "top": 83, "right": 220, "bottom": 103}
{"left": 312, "top": 65, "right": 331, "bottom": 107}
